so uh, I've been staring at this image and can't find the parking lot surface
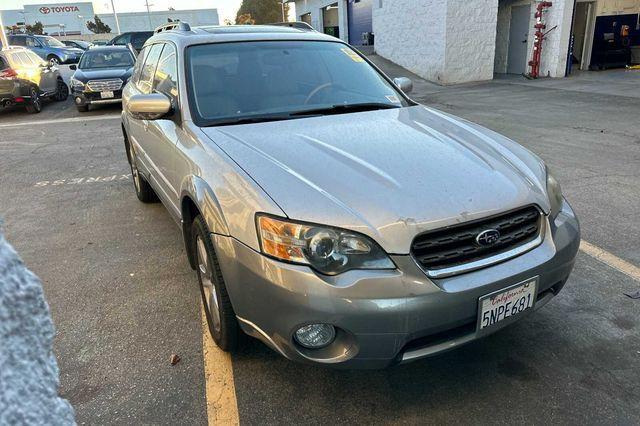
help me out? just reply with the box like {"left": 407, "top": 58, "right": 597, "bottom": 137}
{"left": 0, "top": 61, "right": 638, "bottom": 424}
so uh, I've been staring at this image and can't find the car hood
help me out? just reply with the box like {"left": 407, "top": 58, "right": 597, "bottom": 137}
{"left": 201, "top": 105, "right": 550, "bottom": 254}
{"left": 73, "top": 67, "right": 133, "bottom": 81}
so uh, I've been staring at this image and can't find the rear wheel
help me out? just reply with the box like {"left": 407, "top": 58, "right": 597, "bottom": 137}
{"left": 127, "top": 139, "right": 157, "bottom": 203}
{"left": 25, "top": 87, "right": 42, "bottom": 114}
{"left": 192, "top": 215, "right": 240, "bottom": 352}
{"left": 54, "top": 80, "right": 69, "bottom": 101}
{"left": 47, "top": 55, "right": 61, "bottom": 66}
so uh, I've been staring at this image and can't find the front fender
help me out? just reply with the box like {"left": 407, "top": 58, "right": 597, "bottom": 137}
{"left": 180, "top": 175, "right": 230, "bottom": 236}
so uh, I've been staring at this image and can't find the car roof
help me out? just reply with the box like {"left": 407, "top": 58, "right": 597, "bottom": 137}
{"left": 145, "top": 24, "right": 339, "bottom": 49}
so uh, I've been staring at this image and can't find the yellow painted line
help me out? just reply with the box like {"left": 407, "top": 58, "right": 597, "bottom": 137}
{"left": 201, "top": 307, "right": 240, "bottom": 426}
{"left": 580, "top": 240, "right": 640, "bottom": 282}
{"left": 0, "top": 114, "right": 121, "bottom": 128}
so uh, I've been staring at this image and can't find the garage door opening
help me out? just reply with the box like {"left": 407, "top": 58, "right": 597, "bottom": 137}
{"left": 322, "top": 3, "right": 340, "bottom": 38}
{"left": 569, "top": 1, "right": 596, "bottom": 72}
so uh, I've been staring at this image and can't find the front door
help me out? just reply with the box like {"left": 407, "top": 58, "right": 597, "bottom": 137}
{"left": 507, "top": 5, "right": 531, "bottom": 74}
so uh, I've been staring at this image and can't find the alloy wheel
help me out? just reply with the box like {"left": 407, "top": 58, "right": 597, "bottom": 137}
{"left": 196, "top": 235, "right": 221, "bottom": 334}
{"left": 49, "top": 57, "right": 60, "bottom": 66}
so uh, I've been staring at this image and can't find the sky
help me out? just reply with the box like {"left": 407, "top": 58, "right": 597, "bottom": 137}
{"left": 0, "top": 0, "right": 255, "bottom": 24}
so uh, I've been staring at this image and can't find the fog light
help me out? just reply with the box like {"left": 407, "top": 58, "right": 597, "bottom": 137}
{"left": 294, "top": 324, "right": 336, "bottom": 349}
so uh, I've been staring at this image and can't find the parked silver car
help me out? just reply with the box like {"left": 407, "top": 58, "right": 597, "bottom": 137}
{"left": 121, "top": 23, "right": 580, "bottom": 368}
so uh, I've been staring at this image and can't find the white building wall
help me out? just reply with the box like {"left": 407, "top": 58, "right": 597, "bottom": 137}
{"left": 373, "top": 0, "right": 447, "bottom": 83}
{"left": 293, "top": 0, "right": 349, "bottom": 43}
{"left": 97, "top": 9, "right": 219, "bottom": 33}
{"left": 445, "top": 0, "right": 499, "bottom": 83}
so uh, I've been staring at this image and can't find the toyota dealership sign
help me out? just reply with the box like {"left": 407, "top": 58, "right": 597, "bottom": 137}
{"left": 24, "top": 2, "right": 95, "bottom": 34}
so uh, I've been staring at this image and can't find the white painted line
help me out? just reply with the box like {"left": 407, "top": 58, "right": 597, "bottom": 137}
{"left": 0, "top": 114, "right": 121, "bottom": 129}
{"left": 580, "top": 240, "right": 640, "bottom": 282}
{"left": 33, "top": 174, "right": 132, "bottom": 187}
{"left": 201, "top": 307, "right": 239, "bottom": 426}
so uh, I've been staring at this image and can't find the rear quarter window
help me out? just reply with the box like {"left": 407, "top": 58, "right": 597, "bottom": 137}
{"left": 0, "top": 56, "right": 8, "bottom": 70}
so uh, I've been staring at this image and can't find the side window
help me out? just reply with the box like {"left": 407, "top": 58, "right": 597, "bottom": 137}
{"left": 114, "top": 34, "right": 131, "bottom": 45}
{"left": 26, "top": 51, "right": 44, "bottom": 66}
{"left": 0, "top": 56, "right": 8, "bottom": 70}
{"left": 9, "top": 53, "right": 23, "bottom": 66}
{"left": 16, "top": 52, "right": 35, "bottom": 67}
{"left": 26, "top": 37, "right": 39, "bottom": 48}
{"left": 137, "top": 44, "right": 163, "bottom": 94}
{"left": 131, "top": 46, "right": 149, "bottom": 84}
{"left": 153, "top": 43, "right": 178, "bottom": 105}
{"left": 10, "top": 36, "right": 26, "bottom": 47}
{"left": 132, "top": 33, "right": 151, "bottom": 49}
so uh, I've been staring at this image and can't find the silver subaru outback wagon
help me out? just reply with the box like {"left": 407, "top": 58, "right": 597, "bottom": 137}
{"left": 121, "top": 22, "right": 580, "bottom": 369}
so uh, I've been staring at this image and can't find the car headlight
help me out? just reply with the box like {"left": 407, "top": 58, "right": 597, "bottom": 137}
{"left": 70, "top": 78, "right": 84, "bottom": 91}
{"left": 546, "top": 167, "right": 563, "bottom": 218}
{"left": 256, "top": 215, "right": 395, "bottom": 275}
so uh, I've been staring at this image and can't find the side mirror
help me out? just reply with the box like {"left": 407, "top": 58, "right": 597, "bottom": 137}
{"left": 69, "top": 64, "right": 77, "bottom": 70}
{"left": 127, "top": 93, "right": 172, "bottom": 120}
{"left": 393, "top": 77, "right": 413, "bottom": 94}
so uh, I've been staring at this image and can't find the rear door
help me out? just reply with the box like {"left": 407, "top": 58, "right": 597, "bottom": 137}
{"left": 26, "top": 51, "right": 57, "bottom": 93}
{"left": 134, "top": 42, "right": 182, "bottom": 213}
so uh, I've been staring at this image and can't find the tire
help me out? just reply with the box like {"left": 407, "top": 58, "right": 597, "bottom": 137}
{"left": 192, "top": 215, "right": 240, "bottom": 352}
{"left": 47, "top": 55, "right": 61, "bottom": 67}
{"left": 54, "top": 80, "right": 69, "bottom": 102}
{"left": 76, "top": 104, "right": 89, "bottom": 112}
{"left": 127, "top": 139, "right": 158, "bottom": 203}
{"left": 25, "top": 87, "right": 42, "bottom": 114}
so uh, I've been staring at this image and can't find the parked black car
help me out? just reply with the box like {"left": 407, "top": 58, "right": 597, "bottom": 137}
{"left": 62, "top": 40, "right": 93, "bottom": 51}
{"left": 69, "top": 45, "right": 135, "bottom": 112}
{"left": 0, "top": 47, "right": 68, "bottom": 113}
{"left": 107, "top": 32, "right": 153, "bottom": 51}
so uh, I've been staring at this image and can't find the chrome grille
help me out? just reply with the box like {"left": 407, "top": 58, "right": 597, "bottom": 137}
{"left": 411, "top": 206, "right": 542, "bottom": 276}
{"left": 86, "top": 79, "right": 122, "bottom": 92}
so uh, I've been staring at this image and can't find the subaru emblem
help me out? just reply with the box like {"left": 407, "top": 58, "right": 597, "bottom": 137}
{"left": 476, "top": 229, "right": 501, "bottom": 247}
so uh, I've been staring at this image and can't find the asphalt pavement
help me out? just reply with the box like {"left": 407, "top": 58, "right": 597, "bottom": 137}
{"left": 0, "top": 62, "right": 638, "bottom": 424}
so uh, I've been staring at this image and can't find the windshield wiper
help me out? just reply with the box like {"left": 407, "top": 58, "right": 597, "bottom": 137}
{"left": 205, "top": 114, "right": 301, "bottom": 127}
{"left": 290, "top": 103, "right": 401, "bottom": 117}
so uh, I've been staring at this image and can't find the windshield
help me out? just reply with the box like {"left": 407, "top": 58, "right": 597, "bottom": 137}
{"left": 187, "top": 41, "right": 409, "bottom": 126}
{"left": 40, "top": 36, "right": 65, "bottom": 47}
{"left": 79, "top": 50, "right": 134, "bottom": 69}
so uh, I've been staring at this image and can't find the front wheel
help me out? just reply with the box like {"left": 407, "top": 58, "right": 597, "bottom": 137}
{"left": 192, "top": 215, "right": 240, "bottom": 352}
{"left": 25, "top": 87, "right": 42, "bottom": 113}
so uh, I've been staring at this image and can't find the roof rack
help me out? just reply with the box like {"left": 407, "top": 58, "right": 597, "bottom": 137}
{"left": 268, "top": 21, "right": 315, "bottom": 31}
{"left": 154, "top": 21, "right": 191, "bottom": 34}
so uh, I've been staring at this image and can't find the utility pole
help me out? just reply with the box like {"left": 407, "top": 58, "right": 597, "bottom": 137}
{"left": 110, "top": 0, "right": 121, "bottom": 34}
{"left": 0, "top": 11, "right": 8, "bottom": 48}
{"left": 145, "top": 0, "right": 153, "bottom": 31}
{"left": 281, "top": 1, "right": 286, "bottom": 22}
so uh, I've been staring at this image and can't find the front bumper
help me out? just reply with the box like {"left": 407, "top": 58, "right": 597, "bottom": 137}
{"left": 73, "top": 89, "right": 123, "bottom": 106}
{"left": 216, "top": 201, "right": 580, "bottom": 369}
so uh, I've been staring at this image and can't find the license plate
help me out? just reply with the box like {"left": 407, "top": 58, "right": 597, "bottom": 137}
{"left": 478, "top": 278, "right": 538, "bottom": 331}
{"left": 100, "top": 91, "right": 114, "bottom": 99}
